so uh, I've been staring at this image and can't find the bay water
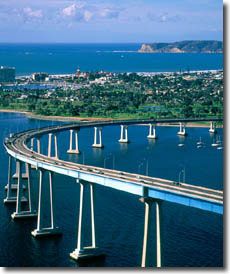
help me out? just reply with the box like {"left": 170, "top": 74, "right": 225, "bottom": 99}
{"left": 0, "top": 43, "right": 223, "bottom": 75}
{"left": 0, "top": 112, "right": 223, "bottom": 267}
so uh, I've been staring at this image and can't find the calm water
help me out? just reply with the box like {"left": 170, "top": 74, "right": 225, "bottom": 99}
{"left": 0, "top": 43, "right": 223, "bottom": 75}
{"left": 0, "top": 113, "right": 223, "bottom": 267}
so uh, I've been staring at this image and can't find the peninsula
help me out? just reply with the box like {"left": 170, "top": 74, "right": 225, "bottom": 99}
{"left": 138, "top": 40, "right": 223, "bottom": 53}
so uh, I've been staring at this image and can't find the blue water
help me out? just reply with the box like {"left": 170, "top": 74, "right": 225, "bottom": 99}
{"left": 0, "top": 113, "right": 223, "bottom": 267}
{"left": 0, "top": 43, "right": 223, "bottom": 75}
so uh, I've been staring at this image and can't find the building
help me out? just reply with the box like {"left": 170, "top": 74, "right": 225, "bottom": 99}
{"left": 31, "top": 72, "right": 49, "bottom": 82}
{"left": 0, "top": 66, "right": 15, "bottom": 83}
{"left": 76, "top": 69, "right": 88, "bottom": 79}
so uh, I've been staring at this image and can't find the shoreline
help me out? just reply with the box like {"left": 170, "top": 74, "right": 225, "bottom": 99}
{"left": 15, "top": 69, "right": 223, "bottom": 79}
{"left": 0, "top": 109, "right": 222, "bottom": 128}
{"left": 0, "top": 109, "right": 112, "bottom": 122}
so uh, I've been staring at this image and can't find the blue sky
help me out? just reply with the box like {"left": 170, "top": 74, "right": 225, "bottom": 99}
{"left": 0, "top": 0, "right": 223, "bottom": 43}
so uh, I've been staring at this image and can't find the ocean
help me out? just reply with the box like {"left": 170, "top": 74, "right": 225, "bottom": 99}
{"left": 0, "top": 113, "right": 223, "bottom": 267}
{"left": 0, "top": 43, "right": 223, "bottom": 75}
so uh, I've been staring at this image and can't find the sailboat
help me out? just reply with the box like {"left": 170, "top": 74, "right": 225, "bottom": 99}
{"left": 211, "top": 136, "right": 219, "bottom": 147}
{"left": 178, "top": 143, "right": 184, "bottom": 147}
{"left": 212, "top": 135, "right": 223, "bottom": 148}
{"left": 196, "top": 136, "right": 205, "bottom": 148}
{"left": 216, "top": 135, "right": 222, "bottom": 145}
{"left": 216, "top": 136, "right": 223, "bottom": 149}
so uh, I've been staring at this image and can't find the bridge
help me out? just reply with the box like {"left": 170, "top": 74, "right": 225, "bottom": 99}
{"left": 3, "top": 117, "right": 223, "bottom": 267}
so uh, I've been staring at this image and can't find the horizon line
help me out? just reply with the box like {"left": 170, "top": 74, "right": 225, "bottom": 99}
{"left": 0, "top": 40, "right": 223, "bottom": 45}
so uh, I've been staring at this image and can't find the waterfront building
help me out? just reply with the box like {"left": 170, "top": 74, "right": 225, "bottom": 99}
{"left": 0, "top": 66, "right": 15, "bottom": 83}
{"left": 31, "top": 72, "right": 49, "bottom": 82}
{"left": 76, "top": 69, "right": 88, "bottom": 79}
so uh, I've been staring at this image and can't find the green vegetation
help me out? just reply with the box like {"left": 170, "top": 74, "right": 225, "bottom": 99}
{"left": 0, "top": 71, "right": 223, "bottom": 119}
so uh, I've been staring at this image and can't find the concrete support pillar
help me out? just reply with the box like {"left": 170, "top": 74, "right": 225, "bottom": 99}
{"left": 70, "top": 181, "right": 103, "bottom": 261}
{"left": 99, "top": 128, "right": 102, "bottom": 147}
{"left": 177, "top": 122, "right": 187, "bottom": 136}
{"left": 48, "top": 133, "right": 52, "bottom": 158}
{"left": 37, "top": 138, "right": 41, "bottom": 154}
{"left": 156, "top": 201, "right": 161, "bottom": 268}
{"left": 31, "top": 137, "right": 40, "bottom": 169}
{"left": 68, "top": 130, "right": 73, "bottom": 152}
{"left": 4, "top": 156, "right": 15, "bottom": 203}
{"left": 31, "top": 170, "right": 61, "bottom": 237}
{"left": 77, "top": 181, "right": 84, "bottom": 252}
{"left": 48, "top": 171, "right": 55, "bottom": 229}
{"left": 15, "top": 161, "right": 22, "bottom": 215}
{"left": 36, "top": 169, "right": 43, "bottom": 232}
{"left": 30, "top": 138, "right": 34, "bottom": 151}
{"left": 13, "top": 161, "right": 29, "bottom": 179}
{"left": 11, "top": 163, "right": 37, "bottom": 219}
{"left": 139, "top": 197, "right": 162, "bottom": 268}
{"left": 90, "top": 183, "right": 96, "bottom": 248}
{"left": 147, "top": 124, "right": 158, "bottom": 139}
{"left": 27, "top": 164, "right": 32, "bottom": 212}
{"left": 209, "top": 121, "right": 217, "bottom": 134}
{"left": 54, "top": 134, "right": 58, "bottom": 159}
{"left": 119, "top": 125, "right": 129, "bottom": 143}
{"left": 141, "top": 199, "right": 152, "bottom": 267}
{"left": 92, "top": 127, "right": 104, "bottom": 148}
{"left": 4, "top": 157, "right": 27, "bottom": 204}
{"left": 93, "top": 127, "right": 97, "bottom": 146}
{"left": 67, "top": 129, "right": 80, "bottom": 154}
{"left": 48, "top": 133, "right": 59, "bottom": 159}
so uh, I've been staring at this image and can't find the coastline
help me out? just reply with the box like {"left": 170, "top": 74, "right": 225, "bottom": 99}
{"left": 0, "top": 109, "right": 112, "bottom": 122}
{"left": 15, "top": 68, "right": 223, "bottom": 79}
{"left": 0, "top": 109, "right": 222, "bottom": 128}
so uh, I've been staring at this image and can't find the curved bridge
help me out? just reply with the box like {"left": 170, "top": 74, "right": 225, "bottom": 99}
{"left": 3, "top": 117, "right": 223, "bottom": 267}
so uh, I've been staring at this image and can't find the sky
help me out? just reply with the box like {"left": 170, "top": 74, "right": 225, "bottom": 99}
{"left": 0, "top": 0, "right": 223, "bottom": 43}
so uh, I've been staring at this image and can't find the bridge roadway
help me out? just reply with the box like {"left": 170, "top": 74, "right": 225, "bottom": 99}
{"left": 4, "top": 118, "right": 223, "bottom": 215}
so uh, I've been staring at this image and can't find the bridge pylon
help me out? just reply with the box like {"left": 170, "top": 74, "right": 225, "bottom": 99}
{"left": 30, "top": 137, "right": 41, "bottom": 154}
{"left": 37, "top": 137, "right": 41, "bottom": 154}
{"left": 67, "top": 129, "right": 81, "bottom": 154}
{"left": 147, "top": 124, "right": 158, "bottom": 139}
{"left": 30, "top": 138, "right": 35, "bottom": 151}
{"left": 47, "top": 133, "right": 59, "bottom": 159}
{"left": 177, "top": 122, "right": 187, "bottom": 136}
{"left": 209, "top": 121, "right": 217, "bottom": 134}
{"left": 139, "top": 196, "right": 162, "bottom": 268}
{"left": 92, "top": 127, "right": 104, "bottom": 148}
{"left": 12, "top": 160, "right": 29, "bottom": 179}
{"left": 30, "top": 137, "right": 41, "bottom": 169}
{"left": 31, "top": 169, "right": 61, "bottom": 237}
{"left": 70, "top": 180, "right": 104, "bottom": 261}
{"left": 4, "top": 156, "right": 24, "bottom": 203}
{"left": 119, "top": 125, "right": 129, "bottom": 143}
{"left": 11, "top": 162, "right": 37, "bottom": 219}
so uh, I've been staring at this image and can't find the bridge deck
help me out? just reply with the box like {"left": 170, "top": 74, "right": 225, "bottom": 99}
{"left": 4, "top": 119, "right": 223, "bottom": 215}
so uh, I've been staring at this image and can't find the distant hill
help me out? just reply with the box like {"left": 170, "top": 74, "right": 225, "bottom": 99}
{"left": 138, "top": 40, "right": 223, "bottom": 53}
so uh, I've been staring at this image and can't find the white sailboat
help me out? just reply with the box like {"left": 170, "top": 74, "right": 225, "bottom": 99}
{"left": 212, "top": 135, "right": 223, "bottom": 148}
{"left": 211, "top": 135, "right": 219, "bottom": 147}
{"left": 178, "top": 143, "right": 184, "bottom": 147}
{"left": 196, "top": 136, "right": 205, "bottom": 148}
{"left": 196, "top": 136, "right": 203, "bottom": 145}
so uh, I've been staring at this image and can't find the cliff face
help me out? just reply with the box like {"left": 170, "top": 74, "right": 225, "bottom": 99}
{"left": 138, "top": 40, "right": 223, "bottom": 53}
{"left": 139, "top": 44, "right": 155, "bottom": 53}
